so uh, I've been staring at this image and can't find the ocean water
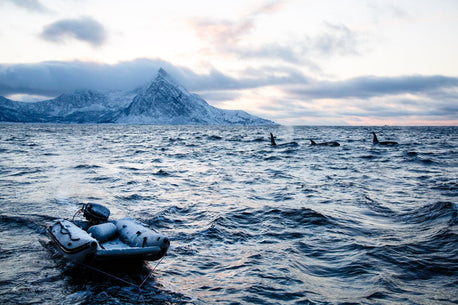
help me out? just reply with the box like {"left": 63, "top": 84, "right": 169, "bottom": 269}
{"left": 0, "top": 124, "right": 456, "bottom": 305}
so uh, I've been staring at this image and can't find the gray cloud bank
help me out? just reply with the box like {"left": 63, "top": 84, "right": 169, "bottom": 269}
{"left": 0, "top": 59, "right": 170, "bottom": 97}
{"left": 40, "top": 17, "right": 107, "bottom": 46}
{"left": 290, "top": 75, "right": 458, "bottom": 99}
{"left": 0, "top": 59, "right": 307, "bottom": 97}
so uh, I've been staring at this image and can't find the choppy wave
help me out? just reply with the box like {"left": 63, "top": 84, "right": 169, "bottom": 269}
{"left": 0, "top": 124, "right": 457, "bottom": 304}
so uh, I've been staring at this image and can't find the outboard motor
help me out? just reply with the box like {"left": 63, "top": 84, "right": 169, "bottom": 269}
{"left": 83, "top": 203, "right": 110, "bottom": 224}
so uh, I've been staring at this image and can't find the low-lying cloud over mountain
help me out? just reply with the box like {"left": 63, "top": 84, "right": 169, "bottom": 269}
{"left": 0, "top": 59, "right": 308, "bottom": 96}
{"left": 1, "top": 59, "right": 457, "bottom": 125}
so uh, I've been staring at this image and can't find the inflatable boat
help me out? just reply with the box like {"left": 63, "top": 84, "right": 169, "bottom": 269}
{"left": 48, "top": 203, "right": 170, "bottom": 264}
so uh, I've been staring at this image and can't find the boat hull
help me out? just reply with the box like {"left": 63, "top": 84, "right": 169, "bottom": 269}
{"left": 95, "top": 244, "right": 166, "bottom": 261}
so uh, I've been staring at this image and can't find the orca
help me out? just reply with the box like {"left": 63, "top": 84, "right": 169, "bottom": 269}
{"left": 310, "top": 139, "right": 340, "bottom": 146}
{"left": 270, "top": 133, "right": 298, "bottom": 147}
{"left": 270, "top": 133, "right": 276, "bottom": 146}
{"left": 372, "top": 132, "right": 398, "bottom": 145}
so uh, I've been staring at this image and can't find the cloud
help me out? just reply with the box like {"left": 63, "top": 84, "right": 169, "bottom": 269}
{"left": 190, "top": 0, "right": 285, "bottom": 47}
{"left": 190, "top": 18, "right": 254, "bottom": 48}
{"left": 260, "top": 92, "right": 458, "bottom": 125}
{"left": 367, "top": 2, "right": 408, "bottom": 24}
{"left": 189, "top": 1, "right": 287, "bottom": 60}
{"left": 0, "top": 59, "right": 172, "bottom": 97}
{"left": 2, "top": 0, "right": 48, "bottom": 13}
{"left": 40, "top": 17, "right": 107, "bottom": 47}
{"left": 313, "top": 23, "right": 360, "bottom": 56}
{"left": 225, "top": 23, "right": 361, "bottom": 71}
{"left": 190, "top": 3, "right": 362, "bottom": 68}
{"left": 249, "top": 0, "right": 285, "bottom": 15}
{"left": 185, "top": 66, "right": 308, "bottom": 91}
{"left": 288, "top": 75, "right": 458, "bottom": 99}
{"left": 269, "top": 75, "right": 458, "bottom": 125}
{"left": 1, "top": 59, "right": 455, "bottom": 101}
{"left": 0, "top": 59, "right": 308, "bottom": 98}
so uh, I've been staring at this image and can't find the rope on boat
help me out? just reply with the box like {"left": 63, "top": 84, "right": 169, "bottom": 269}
{"left": 75, "top": 256, "right": 165, "bottom": 305}
{"left": 72, "top": 206, "right": 84, "bottom": 222}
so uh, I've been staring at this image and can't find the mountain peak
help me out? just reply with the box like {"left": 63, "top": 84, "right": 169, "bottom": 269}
{"left": 158, "top": 67, "right": 168, "bottom": 77}
{"left": 1, "top": 68, "right": 276, "bottom": 125}
{"left": 155, "top": 68, "right": 176, "bottom": 84}
{"left": 148, "top": 68, "right": 188, "bottom": 97}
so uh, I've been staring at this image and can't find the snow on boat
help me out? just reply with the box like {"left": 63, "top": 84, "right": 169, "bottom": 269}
{"left": 48, "top": 203, "right": 170, "bottom": 264}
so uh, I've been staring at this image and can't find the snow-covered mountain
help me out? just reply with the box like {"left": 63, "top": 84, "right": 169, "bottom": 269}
{"left": 0, "top": 69, "right": 275, "bottom": 125}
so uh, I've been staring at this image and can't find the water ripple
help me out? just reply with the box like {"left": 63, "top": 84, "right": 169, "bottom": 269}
{"left": 0, "top": 124, "right": 456, "bottom": 304}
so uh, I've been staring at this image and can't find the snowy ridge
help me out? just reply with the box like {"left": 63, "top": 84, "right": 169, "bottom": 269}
{"left": 0, "top": 69, "right": 275, "bottom": 125}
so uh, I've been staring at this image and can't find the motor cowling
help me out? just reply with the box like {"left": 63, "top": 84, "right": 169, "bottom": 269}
{"left": 83, "top": 203, "right": 110, "bottom": 224}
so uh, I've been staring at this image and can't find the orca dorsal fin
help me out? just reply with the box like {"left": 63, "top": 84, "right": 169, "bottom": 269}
{"left": 372, "top": 132, "right": 379, "bottom": 143}
{"left": 270, "top": 133, "right": 277, "bottom": 146}
{"left": 310, "top": 139, "right": 317, "bottom": 145}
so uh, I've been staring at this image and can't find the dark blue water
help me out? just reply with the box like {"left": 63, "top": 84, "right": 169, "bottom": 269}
{"left": 0, "top": 124, "right": 456, "bottom": 304}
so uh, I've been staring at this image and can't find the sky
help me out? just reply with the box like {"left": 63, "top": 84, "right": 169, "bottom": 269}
{"left": 0, "top": 0, "right": 457, "bottom": 125}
